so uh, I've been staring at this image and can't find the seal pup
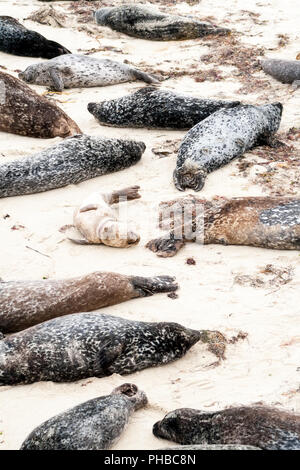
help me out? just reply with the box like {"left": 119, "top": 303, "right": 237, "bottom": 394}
{"left": 21, "top": 383, "right": 147, "bottom": 450}
{"left": 0, "top": 272, "right": 178, "bottom": 333}
{"left": 261, "top": 59, "right": 300, "bottom": 89}
{"left": 153, "top": 406, "right": 300, "bottom": 450}
{"left": 0, "top": 312, "right": 200, "bottom": 385}
{"left": 88, "top": 87, "right": 240, "bottom": 129}
{"left": 19, "top": 54, "right": 159, "bottom": 92}
{"left": 0, "top": 71, "right": 81, "bottom": 139}
{"left": 173, "top": 103, "right": 283, "bottom": 191}
{"left": 0, "top": 16, "right": 70, "bottom": 58}
{"left": 0, "top": 135, "right": 145, "bottom": 197}
{"left": 94, "top": 4, "right": 230, "bottom": 40}
{"left": 72, "top": 186, "right": 142, "bottom": 247}
{"left": 146, "top": 196, "right": 300, "bottom": 257}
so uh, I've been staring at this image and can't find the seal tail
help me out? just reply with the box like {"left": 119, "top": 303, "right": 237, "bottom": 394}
{"left": 132, "top": 69, "right": 160, "bottom": 85}
{"left": 130, "top": 275, "right": 178, "bottom": 297}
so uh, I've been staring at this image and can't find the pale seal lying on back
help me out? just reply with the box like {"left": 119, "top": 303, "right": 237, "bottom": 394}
{"left": 0, "top": 272, "right": 178, "bottom": 333}
{"left": 173, "top": 103, "right": 283, "bottom": 191}
{"left": 72, "top": 186, "right": 142, "bottom": 247}
{"left": 153, "top": 406, "right": 300, "bottom": 450}
{"left": 21, "top": 383, "right": 147, "bottom": 450}
{"left": 0, "top": 312, "right": 200, "bottom": 385}
{"left": 88, "top": 87, "right": 240, "bottom": 129}
{"left": 146, "top": 195, "right": 300, "bottom": 257}
{"left": 261, "top": 58, "right": 300, "bottom": 89}
{"left": 0, "top": 71, "right": 81, "bottom": 138}
{"left": 0, "top": 16, "right": 70, "bottom": 58}
{"left": 94, "top": 4, "right": 230, "bottom": 40}
{"left": 19, "top": 54, "right": 159, "bottom": 92}
{"left": 0, "top": 135, "right": 145, "bottom": 197}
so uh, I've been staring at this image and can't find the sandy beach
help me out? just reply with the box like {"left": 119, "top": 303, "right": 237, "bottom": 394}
{"left": 0, "top": 0, "right": 299, "bottom": 450}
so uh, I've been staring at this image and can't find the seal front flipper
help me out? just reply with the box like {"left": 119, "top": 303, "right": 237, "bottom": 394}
{"left": 108, "top": 186, "right": 141, "bottom": 204}
{"left": 48, "top": 67, "right": 64, "bottom": 92}
{"left": 292, "top": 80, "right": 300, "bottom": 90}
{"left": 97, "top": 342, "right": 124, "bottom": 376}
{"left": 146, "top": 234, "right": 185, "bottom": 257}
{"left": 130, "top": 275, "right": 178, "bottom": 297}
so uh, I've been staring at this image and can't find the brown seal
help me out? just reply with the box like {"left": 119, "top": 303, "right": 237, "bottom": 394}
{"left": 146, "top": 195, "right": 300, "bottom": 257}
{"left": 72, "top": 186, "right": 141, "bottom": 247}
{"left": 0, "top": 70, "right": 81, "bottom": 138}
{"left": 0, "top": 272, "right": 178, "bottom": 333}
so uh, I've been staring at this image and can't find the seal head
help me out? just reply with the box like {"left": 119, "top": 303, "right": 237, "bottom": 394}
{"left": 173, "top": 159, "right": 208, "bottom": 191}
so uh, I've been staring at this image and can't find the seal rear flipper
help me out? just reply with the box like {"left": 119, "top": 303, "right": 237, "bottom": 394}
{"left": 48, "top": 67, "right": 64, "bottom": 92}
{"left": 97, "top": 342, "right": 124, "bottom": 376}
{"left": 131, "top": 69, "right": 160, "bottom": 84}
{"left": 68, "top": 237, "right": 99, "bottom": 245}
{"left": 109, "top": 186, "right": 141, "bottom": 204}
{"left": 146, "top": 234, "right": 185, "bottom": 257}
{"left": 292, "top": 80, "right": 300, "bottom": 90}
{"left": 130, "top": 275, "right": 178, "bottom": 297}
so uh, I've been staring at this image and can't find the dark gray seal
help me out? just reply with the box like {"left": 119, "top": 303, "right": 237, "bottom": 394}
{"left": 0, "top": 312, "right": 200, "bottom": 385}
{"left": 0, "top": 16, "right": 70, "bottom": 58}
{"left": 0, "top": 135, "right": 145, "bottom": 197}
{"left": 261, "top": 58, "right": 300, "bottom": 89}
{"left": 153, "top": 406, "right": 300, "bottom": 450}
{"left": 173, "top": 103, "right": 283, "bottom": 191}
{"left": 0, "top": 272, "right": 178, "bottom": 333}
{"left": 87, "top": 87, "right": 240, "bottom": 129}
{"left": 94, "top": 4, "right": 230, "bottom": 40}
{"left": 146, "top": 196, "right": 300, "bottom": 257}
{"left": 21, "top": 383, "right": 147, "bottom": 450}
{"left": 0, "top": 71, "right": 81, "bottom": 138}
{"left": 19, "top": 54, "right": 159, "bottom": 92}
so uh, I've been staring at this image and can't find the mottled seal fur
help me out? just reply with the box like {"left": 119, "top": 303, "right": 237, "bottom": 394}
{"left": 0, "top": 71, "right": 81, "bottom": 138}
{"left": 72, "top": 186, "right": 142, "bottom": 247}
{"left": 19, "top": 54, "right": 159, "bottom": 92}
{"left": 146, "top": 196, "right": 300, "bottom": 257}
{"left": 0, "top": 312, "right": 200, "bottom": 385}
{"left": 0, "top": 16, "right": 70, "bottom": 58}
{"left": 0, "top": 135, "right": 145, "bottom": 198}
{"left": 0, "top": 272, "right": 178, "bottom": 333}
{"left": 261, "top": 58, "right": 300, "bottom": 89}
{"left": 88, "top": 87, "right": 240, "bottom": 129}
{"left": 153, "top": 406, "right": 300, "bottom": 450}
{"left": 21, "top": 383, "right": 147, "bottom": 450}
{"left": 173, "top": 103, "right": 283, "bottom": 191}
{"left": 94, "top": 4, "right": 230, "bottom": 40}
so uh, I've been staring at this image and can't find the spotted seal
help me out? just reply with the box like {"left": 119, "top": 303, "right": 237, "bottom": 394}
{"left": 19, "top": 54, "right": 159, "bottom": 92}
{"left": 153, "top": 406, "right": 300, "bottom": 450}
{"left": 0, "top": 16, "right": 70, "bottom": 58}
{"left": 94, "top": 4, "right": 230, "bottom": 40}
{"left": 0, "top": 272, "right": 178, "bottom": 333}
{"left": 21, "top": 383, "right": 147, "bottom": 450}
{"left": 87, "top": 87, "right": 240, "bottom": 129}
{"left": 146, "top": 196, "right": 300, "bottom": 257}
{"left": 72, "top": 186, "right": 142, "bottom": 247}
{"left": 0, "top": 135, "right": 145, "bottom": 198}
{"left": 261, "top": 59, "right": 300, "bottom": 89}
{"left": 173, "top": 103, "right": 283, "bottom": 191}
{"left": 0, "top": 71, "right": 81, "bottom": 138}
{"left": 0, "top": 312, "right": 200, "bottom": 385}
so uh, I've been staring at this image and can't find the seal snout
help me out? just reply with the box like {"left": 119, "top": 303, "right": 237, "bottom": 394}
{"left": 186, "top": 328, "right": 201, "bottom": 346}
{"left": 153, "top": 420, "right": 163, "bottom": 438}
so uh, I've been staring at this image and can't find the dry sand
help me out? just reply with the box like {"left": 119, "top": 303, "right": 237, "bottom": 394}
{"left": 0, "top": 0, "right": 299, "bottom": 450}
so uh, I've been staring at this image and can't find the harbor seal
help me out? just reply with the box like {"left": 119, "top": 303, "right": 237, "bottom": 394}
{"left": 0, "top": 16, "right": 70, "bottom": 58}
{"left": 19, "top": 54, "right": 159, "bottom": 92}
{"left": 0, "top": 312, "right": 200, "bottom": 385}
{"left": 153, "top": 406, "right": 300, "bottom": 450}
{"left": 87, "top": 87, "right": 240, "bottom": 129}
{"left": 0, "top": 272, "right": 178, "bottom": 333}
{"left": 94, "top": 4, "right": 230, "bottom": 40}
{"left": 0, "top": 71, "right": 81, "bottom": 138}
{"left": 0, "top": 135, "right": 145, "bottom": 197}
{"left": 173, "top": 103, "right": 283, "bottom": 191}
{"left": 146, "top": 195, "right": 300, "bottom": 257}
{"left": 72, "top": 186, "right": 142, "bottom": 247}
{"left": 21, "top": 383, "right": 147, "bottom": 450}
{"left": 261, "top": 58, "right": 300, "bottom": 89}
